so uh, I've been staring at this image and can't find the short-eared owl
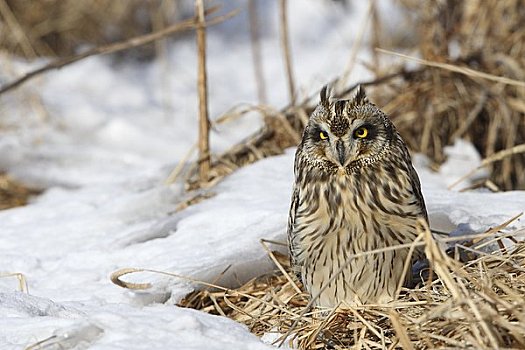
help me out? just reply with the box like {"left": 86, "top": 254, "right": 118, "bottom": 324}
{"left": 288, "top": 86, "right": 427, "bottom": 308}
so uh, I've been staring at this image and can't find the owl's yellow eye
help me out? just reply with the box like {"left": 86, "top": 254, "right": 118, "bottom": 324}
{"left": 354, "top": 127, "right": 368, "bottom": 138}
{"left": 319, "top": 131, "right": 328, "bottom": 140}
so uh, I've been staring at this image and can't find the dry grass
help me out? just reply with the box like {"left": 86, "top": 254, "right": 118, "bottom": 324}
{"left": 110, "top": 219, "right": 525, "bottom": 349}
{"left": 3, "top": 1, "right": 522, "bottom": 189}
{"left": 0, "top": 173, "right": 38, "bottom": 210}
{"left": 365, "top": 0, "right": 525, "bottom": 190}
{"left": 0, "top": 272, "right": 29, "bottom": 293}
{"left": 0, "top": 0, "right": 184, "bottom": 59}
{"left": 174, "top": 223, "right": 525, "bottom": 349}
{"left": 181, "top": 0, "right": 525, "bottom": 191}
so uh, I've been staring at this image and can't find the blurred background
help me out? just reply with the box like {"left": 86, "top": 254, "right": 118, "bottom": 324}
{"left": 0, "top": 0, "right": 524, "bottom": 211}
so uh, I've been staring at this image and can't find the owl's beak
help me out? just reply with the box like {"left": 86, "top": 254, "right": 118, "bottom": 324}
{"left": 336, "top": 140, "right": 347, "bottom": 166}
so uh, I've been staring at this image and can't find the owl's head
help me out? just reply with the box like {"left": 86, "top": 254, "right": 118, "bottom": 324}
{"left": 301, "top": 85, "right": 395, "bottom": 168}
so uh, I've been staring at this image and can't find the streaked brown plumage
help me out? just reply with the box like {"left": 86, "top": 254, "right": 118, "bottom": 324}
{"left": 287, "top": 86, "right": 427, "bottom": 308}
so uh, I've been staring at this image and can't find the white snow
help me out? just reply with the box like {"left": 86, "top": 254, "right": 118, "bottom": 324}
{"left": 0, "top": 1, "right": 524, "bottom": 349}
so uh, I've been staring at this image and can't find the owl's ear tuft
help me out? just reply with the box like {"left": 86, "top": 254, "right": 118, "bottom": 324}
{"left": 350, "top": 85, "right": 368, "bottom": 107}
{"left": 319, "top": 85, "right": 330, "bottom": 109}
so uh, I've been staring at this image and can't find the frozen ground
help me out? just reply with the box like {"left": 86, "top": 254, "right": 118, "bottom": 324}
{"left": 1, "top": 1, "right": 525, "bottom": 349}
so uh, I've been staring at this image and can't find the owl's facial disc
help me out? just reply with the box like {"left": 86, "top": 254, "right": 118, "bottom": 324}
{"left": 307, "top": 120, "right": 382, "bottom": 168}
{"left": 305, "top": 90, "right": 394, "bottom": 169}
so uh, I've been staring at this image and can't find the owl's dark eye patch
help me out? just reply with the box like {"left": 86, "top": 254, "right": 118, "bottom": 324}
{"left": 353, "top": 123, "right": 376, "bottom": 140}
{"left": 310, "top": 126, "right": 328, "bottom": 142}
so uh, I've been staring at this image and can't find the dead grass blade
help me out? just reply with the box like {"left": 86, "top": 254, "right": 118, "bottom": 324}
{"left": 0, "top": 272, "right": 29, "bottom": 293}
{"left": 388, "top": 310, "right": 414, "bottom": 350}
{"left": 449, "top": 144, "right": 525, "bottom": 189}
{"left": 376, "top": 48, "right": 525, "bottom": 88}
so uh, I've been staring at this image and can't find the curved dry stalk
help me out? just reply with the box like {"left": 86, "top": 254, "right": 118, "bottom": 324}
{"left": 260, "top": 239, "right": 302, "bottom": 294}
{"left": 376, "top": 48, "right": 525, "bottom": 88}
{"left": 449, "top": 143, "right": 525, "bottom": 189}
{"left": 0, "top": 6, "right": 239, "bottom": 95}
{"left": 0, "top": 272, "right": 29, "bottom": 293}
{"left": 110, "top": 267, "right": 303, "bottom": 319}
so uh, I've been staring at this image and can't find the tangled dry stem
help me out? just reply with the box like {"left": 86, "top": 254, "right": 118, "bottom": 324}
{"left": 0, "top": 173, "right": 39, "bottom": 210}
{"left": 372, "top": 0, "right": 525, "bottom": 190}
{"left": 109, "top": 217, "right": 525, "bottom": 349}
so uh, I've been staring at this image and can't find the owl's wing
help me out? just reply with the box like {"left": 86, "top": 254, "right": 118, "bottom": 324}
{"left": 405, "top": 156, "right": 429, "bottom": 285}
{"left": 287, "top": 185, "right": 302, "bottom": 280}
{"left": 396, "top": 133, "right": 428, "bottom": 222}
{"left": 407, "top": 161, "right": 428, "bottom": 222}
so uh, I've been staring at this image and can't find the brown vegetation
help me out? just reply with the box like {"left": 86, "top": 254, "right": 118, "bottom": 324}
{"left": 112, "top": 220, "right": 525, "bottom": 349}
{"left": 374, "top": 0, "right": 525, "bottom": 190}
{"left": 177, "top": 222, "right": 525, "bottom": 349}
{"left": 0, "top": 0, "right": 180, "bottom": 59}
{"left": 1, "top": 1, "right": 523, "bottom": 189}
{"left": 0, "top": 173, "right": 38, "bottom": 209}
{"left": 184, "top": 0, "right": 525, "bottom": 190}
